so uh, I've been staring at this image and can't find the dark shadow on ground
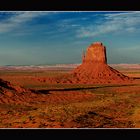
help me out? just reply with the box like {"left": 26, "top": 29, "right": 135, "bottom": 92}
{"left": 30, "top": 89, "right": 51, "bottom": 94}
{"left": 30, "top": 84, "right": 137, "bottom": 94}
{"left": 134, "top": 77, "right": 140, "bottom": 79}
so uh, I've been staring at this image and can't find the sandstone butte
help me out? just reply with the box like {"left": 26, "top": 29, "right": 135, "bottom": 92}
{"left": 49, "top": 42, "right": 133, "bottom": 84}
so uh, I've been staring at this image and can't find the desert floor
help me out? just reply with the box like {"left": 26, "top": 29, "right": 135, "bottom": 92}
{"left": 0, "top": 66, "right": 140, "bottom": 128}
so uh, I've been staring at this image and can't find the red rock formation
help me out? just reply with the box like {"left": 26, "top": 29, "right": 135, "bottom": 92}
{"left": 0, "top": 78, "right": 25, "bottom": 94}
{"left": 83, "top": 42, "right": 107, "bottom": 64}
{"left": 39, "top": 41, "right": 133, "bottom": 84}
{"left": 71, "top": 42, "right": 131, "bottom": 84}
{"left": 0, "top": 78, "right": 33, "bottom": 104}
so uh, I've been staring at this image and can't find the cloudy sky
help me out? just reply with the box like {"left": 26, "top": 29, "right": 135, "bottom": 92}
{"left": 0, "top": 11, "right": 139, "bottom": 65}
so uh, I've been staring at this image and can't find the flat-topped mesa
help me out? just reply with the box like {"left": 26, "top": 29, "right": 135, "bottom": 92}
{"left": 82, "top": 42, "right": 107, "bottom": 64}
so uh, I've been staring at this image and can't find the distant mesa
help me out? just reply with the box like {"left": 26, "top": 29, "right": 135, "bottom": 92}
{"left": 49, "top": 41, "right": 133, "bottom": 84}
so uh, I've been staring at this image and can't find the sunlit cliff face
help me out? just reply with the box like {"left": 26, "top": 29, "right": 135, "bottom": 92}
{"left": 82, "top": 42, "right": 107, "bottom": 64}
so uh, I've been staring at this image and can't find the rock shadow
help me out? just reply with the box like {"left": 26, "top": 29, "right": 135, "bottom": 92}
{"left": 30, "top": 84, "right": 136, "bottom": 94}
{"left": 30, "top": 89, "right": 51, "bottom": 95}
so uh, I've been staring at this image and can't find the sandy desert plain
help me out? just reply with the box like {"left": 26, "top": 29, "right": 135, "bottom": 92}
{"left": 0, "top": 43, "right": 139, "bottom": 128}
{"left": 0, "top": 64, "right": 140, "bottom": 128}
{"left": 0, "top": 42, "right": 140, "bottom": 128}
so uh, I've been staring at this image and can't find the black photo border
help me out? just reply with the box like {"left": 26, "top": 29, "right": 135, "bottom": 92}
{"left": 0, "top": 0, "right": 140, "bottom": 139}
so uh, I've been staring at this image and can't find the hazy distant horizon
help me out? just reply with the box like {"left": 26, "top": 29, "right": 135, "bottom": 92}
{"left": 0, "top": 63, "right": 139, "bottom": 67}
{"left": 0, "top": 11, "right": 140, "bottom": 65}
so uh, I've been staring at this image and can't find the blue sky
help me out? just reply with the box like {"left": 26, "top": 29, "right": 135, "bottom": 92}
{"left": 0, "top": 11, "right": 139, "bottom": 65}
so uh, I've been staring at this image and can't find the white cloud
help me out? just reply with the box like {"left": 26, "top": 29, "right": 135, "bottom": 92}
{"left": 77, "top": 12, "right": 140, "bottom": 38}
{"left": 0, "top": 12, "right": 48, "bottom": 33}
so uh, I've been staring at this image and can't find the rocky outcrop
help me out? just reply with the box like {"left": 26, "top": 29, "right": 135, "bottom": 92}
{"left": 72, "top": 42, "right": 131, "bottom": 84}
{"left": 0, "top": 78, "right": 33, "bottom": 104}
{"left": 0, "top": 78, "right": 26, "bottom": 94}
{"left": 47, "top": 41, "right": 132, "bottom": 84}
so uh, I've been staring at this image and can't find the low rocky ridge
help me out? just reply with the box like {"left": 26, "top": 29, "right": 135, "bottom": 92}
{"left": 0, "top": 78, "right": 45, "bottom": 105}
